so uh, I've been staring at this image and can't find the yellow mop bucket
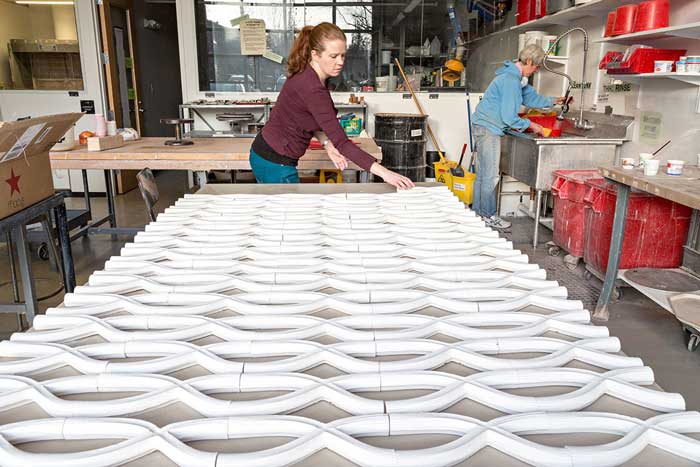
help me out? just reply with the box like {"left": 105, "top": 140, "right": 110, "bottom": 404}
{"left": 450, "top": 171, "right": 475, "bottom": 205}
{"left": 433, "top": 146, "right": 474, "bottom": 204}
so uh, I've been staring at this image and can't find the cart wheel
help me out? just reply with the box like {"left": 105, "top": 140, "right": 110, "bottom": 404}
{"left": 37, "top": 243, "right": 50, "bottom": 261}
{"left": 564, "top": 255, "right": 579, "bottom": 270}
{"left": 686, "top": 332, "right": 700, "bottom": 352}
{"left": 612, "top": 286, "right": 623, "bottom": 301}
{"left": 548, "top": 246, "right": 561, "bottom": 257}
{"left": 583, "top": 270, "right": 593, "bottom": 281}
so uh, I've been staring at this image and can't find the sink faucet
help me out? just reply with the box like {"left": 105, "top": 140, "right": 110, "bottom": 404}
{"left": 543, "top": 27, "right": 593, "bottom": 130}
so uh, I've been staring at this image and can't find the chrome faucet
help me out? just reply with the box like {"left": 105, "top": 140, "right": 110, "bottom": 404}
{"left": 543, "top": 27, "right": 594, "bottom": 130}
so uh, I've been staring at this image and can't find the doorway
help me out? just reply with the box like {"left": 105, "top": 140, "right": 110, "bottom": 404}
{"left": 97, "top": 0, "right": 184, "bottom": 192}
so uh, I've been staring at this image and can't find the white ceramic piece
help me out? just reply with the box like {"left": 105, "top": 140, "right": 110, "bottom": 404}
{"left": 0, "top": 412, "right": 699, "bottom": 466}
{"left": 0, "top": 338, "right": 641, "bottom": 373}
{"left": 37, "top": 311, "right": 606, "bottom": 341}
{"left": 0, "top": 368, "right": 684, "bottom": 417}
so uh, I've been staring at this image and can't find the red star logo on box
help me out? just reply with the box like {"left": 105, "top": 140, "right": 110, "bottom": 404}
{"left": 5, "top": 169, "right": 21, "bottom": 196}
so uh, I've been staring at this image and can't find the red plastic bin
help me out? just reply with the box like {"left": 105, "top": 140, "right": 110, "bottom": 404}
{"left": 551, "top": 170, "right": 603, "bottom": 257}
{"left": 634, "top": 0, "right": 669, "bottom": 32}
{"left": 583, "top": 179, "right": 693, "bottom": 275}
{"left": 606, "top": 48, "right": 686, "bottom": 74}
{"left": 517, "top": 0, "right": 546, "bottom": 25}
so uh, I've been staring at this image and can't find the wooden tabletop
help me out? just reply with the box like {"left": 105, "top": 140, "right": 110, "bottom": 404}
{"left": 49, "top": 137, "right": 382, "bottom": 171}
{"left": 600, "top": 165, "right": 700, "bottom": 210}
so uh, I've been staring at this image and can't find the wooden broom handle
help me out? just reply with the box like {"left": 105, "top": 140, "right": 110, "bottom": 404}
{"left": 394, "top": 58, "right": 445, "bottom": 161}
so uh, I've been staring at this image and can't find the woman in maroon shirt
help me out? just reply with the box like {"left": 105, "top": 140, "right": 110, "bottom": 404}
{"left": 250, "top": 22, "right": 414, "bottom": 189}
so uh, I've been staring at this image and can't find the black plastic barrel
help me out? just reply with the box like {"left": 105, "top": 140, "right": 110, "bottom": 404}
{"left": 425, "top": 150, "right": 443, "bottom": 180}
{"left": 374, "top": 113, "right": 427, "bottom": 182}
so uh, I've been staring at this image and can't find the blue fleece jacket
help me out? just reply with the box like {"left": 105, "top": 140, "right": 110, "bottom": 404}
{"left": 472, "top": 60, "right": 555, "bottom": 136}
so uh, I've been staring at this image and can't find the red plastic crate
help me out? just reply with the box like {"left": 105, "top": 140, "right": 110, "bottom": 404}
{"left": 551, "top": 170, "right": 603, "bottom": 257}
{"left": 606, "top": 47, "right": 686, "bottom": 74}
{"left": 583, "top": 178, "right": 692, "bottom": 275}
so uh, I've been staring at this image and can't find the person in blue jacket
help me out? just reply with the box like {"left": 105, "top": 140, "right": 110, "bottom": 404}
{"left": 471, "top": 44, "right": 566, "bottom": 229}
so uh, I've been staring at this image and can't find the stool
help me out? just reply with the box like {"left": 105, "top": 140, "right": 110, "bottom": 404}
{"left": 161, "top": 118, "right": 194, "bottom": 146}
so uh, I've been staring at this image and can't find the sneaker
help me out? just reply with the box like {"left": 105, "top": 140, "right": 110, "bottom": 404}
{"left": 484, "top": 215, "right": 511, "bottom": 229}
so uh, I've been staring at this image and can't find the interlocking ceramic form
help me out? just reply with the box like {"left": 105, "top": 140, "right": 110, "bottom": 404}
{"left": 0, "top": 186, "right": 696, "bottom": 466}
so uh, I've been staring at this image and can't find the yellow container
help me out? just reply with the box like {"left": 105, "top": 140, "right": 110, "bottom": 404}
{"left": 450, "top": 171, "right": 475, "bottom": 204}
{"left": 433, "top": 159, "right": 475, "bottom": 205}
{"left": 320, "top": 169, "right": 342, "bottom": 183}
{"left": 434, "top": 159, "right": 457, "bottom": 188}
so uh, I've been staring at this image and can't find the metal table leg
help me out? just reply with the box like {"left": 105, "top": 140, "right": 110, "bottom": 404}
{"left": 104, "top": 169, "right": 116, "bottom": 228}
{"left": 593, "top": 180, "right": 630, "bottom": 321}
{"left": 5, "top": 232, "right": 20, "bottom": 303}
{"left": 196, "top": 171, "right": 208, "bottom": 187}
{"left": 54, "top": 202, "right": 76, "bottom": 293}
{"left": 12, "top": 224, "right": 38, "bottom": 325}
{"left": 533, "top": 189, "right": 542, "bottom": 249}
{"left": 359, "top": 171, "right": 370, "bottom": 183}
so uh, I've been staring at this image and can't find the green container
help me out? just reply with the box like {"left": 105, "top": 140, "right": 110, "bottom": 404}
{"left": 340, "top": 117, "right": 362, "bottom": 136}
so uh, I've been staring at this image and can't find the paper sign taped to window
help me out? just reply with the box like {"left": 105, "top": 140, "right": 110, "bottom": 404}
{"left": 263, "top": 49, "right": 283, "bottom": 64}
{"left": 240, "top": 19, "right": 267, "bottom": 55}
{"left": 230, "top": 14, "right": 249, "bottom": 27}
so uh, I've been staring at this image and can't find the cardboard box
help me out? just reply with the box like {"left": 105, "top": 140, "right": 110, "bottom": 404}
{"left": 0, "top": 113, "right": 82, "bottom": 220}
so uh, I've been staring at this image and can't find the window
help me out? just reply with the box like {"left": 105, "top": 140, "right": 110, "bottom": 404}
{"left": 194, "top": 0, "right": 480, "bottom": 93}
{"left": 196, "top": 0, "right": 374, "bottom": 92}
{"left": 0, "top": 2, "right": 83, "bottom": 90}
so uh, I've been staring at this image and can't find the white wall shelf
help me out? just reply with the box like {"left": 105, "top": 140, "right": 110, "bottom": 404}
{"left": 595, "top": 21, "right": 700, "bottom": 44}
{"left": 610, "top": 72, "right": 700, "bottom": 86}
{"left": 467, "top": 0, "right": 647, "bottom": 44}
{"left": 610, "top": 73, "right": 700, "bottom": 113}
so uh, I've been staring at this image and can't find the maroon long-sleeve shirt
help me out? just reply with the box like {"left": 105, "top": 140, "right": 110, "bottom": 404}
{"left": 258, "top": 66, "right": 376, "bottom": 171}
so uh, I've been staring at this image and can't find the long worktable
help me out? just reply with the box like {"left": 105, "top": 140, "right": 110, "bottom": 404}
{"left": 49, "top": 137, "right": 382, "bottom": 237}
{"left": 593, "top": 165, "right": 700, "bottom": 323}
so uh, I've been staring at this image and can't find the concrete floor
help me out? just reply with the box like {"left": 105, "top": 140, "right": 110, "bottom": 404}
{"left": 1, "top": 171, "right": 699, "bottom": 412}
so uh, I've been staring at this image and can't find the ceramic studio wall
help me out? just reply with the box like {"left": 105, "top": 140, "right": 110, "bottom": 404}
{"left": 466, "top": 0, "right": 700, "bottom": 164}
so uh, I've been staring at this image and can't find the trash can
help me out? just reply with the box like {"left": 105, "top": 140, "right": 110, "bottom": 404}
{"left": 551, "top": 169, "right": 603, "bottom": 258}
{"left": 374, "top": 113, "right": 427, "bottom": 182}
{"left": 583, "top": 178, "right": 693, "bottom": 275}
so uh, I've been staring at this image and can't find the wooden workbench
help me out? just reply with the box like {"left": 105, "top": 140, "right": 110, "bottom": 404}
{"left": 49, "top": 137, "right": 382, "bottom": 237}
{"left": 594, "top": 165, "right": 700, "bottom": 321}
{"left": 50, "top": 137, "right": 382, "bottom": 171}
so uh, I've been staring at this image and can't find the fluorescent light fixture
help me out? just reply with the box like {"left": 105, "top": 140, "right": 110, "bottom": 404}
{"left": 15, "top": 1, "right": 75, "bottom": 4}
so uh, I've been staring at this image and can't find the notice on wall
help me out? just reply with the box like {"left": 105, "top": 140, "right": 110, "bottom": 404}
{"left": 240, "top": 19, "right": 267, "bottom": 55}
{"left": 639, "top": 111, "right": 662, "bottom": 144}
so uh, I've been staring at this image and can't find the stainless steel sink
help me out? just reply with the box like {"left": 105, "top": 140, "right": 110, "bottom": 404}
{"left": 498, "top": 111, "right": 634, "bottom": 247}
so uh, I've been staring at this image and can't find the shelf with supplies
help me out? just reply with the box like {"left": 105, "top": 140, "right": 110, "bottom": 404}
{"left": 467, "top": 0, "right": 649, "bottom": 44}
{"left": 595, "top": 21, "right": 700, "bottom": 45}
{"left": 609, "top": 72, "right": 700, "bottom": 86}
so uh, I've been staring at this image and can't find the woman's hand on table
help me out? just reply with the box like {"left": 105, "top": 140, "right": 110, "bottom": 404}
{"left": 371, "top": 163, "right": 415, "bottom": 190}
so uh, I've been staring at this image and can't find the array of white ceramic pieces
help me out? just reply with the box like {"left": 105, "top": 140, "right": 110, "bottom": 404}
{"left": 0, "top": 186, "right": 696, "bottom": 466}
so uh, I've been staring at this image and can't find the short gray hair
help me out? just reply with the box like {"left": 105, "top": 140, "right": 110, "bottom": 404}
{"left": 519, "top": 44, "right": 546, "bottom": 65}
